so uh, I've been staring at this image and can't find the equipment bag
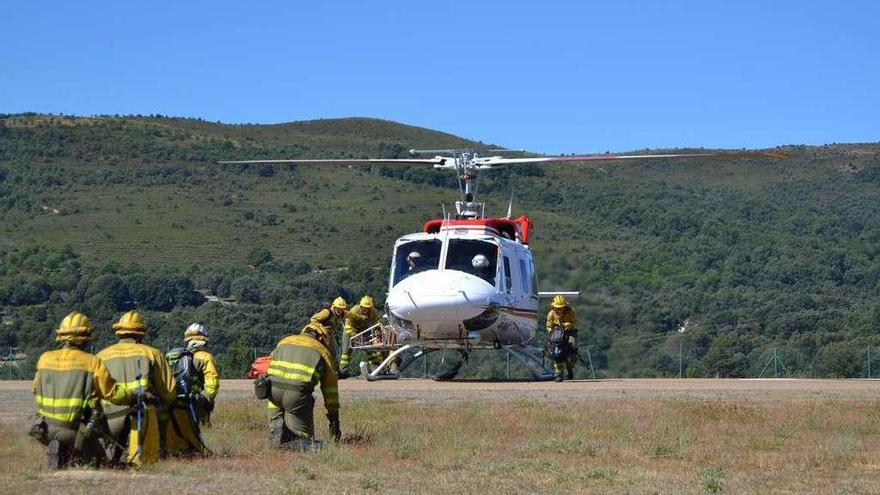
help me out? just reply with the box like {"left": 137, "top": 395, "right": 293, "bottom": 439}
{"left": 166, "top": 347, "right": 196, "bottom": 393}
{"left": 548, "top": 327, "right": 567, "bottom": 361}
{"left": 254, "top": 374, "right": 271, "bottom": 400}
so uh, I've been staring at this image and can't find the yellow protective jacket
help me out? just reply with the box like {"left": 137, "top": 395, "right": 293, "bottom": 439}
{"left": 192, "top": 349, "right": 219, "bottom": 400}
{"left": 546, "top": 306, "right": 577, "bottom": 333}
{"left": 310, "top": 307, "right": 344, "bottom": 332}
{"left": 96, "top": 339, "right": 177, "bottom": 407}
{"left": 343, "top": 305, "right": 380, "bottom": 337}
{"left": 267, "top": 334, "right": 339, "bottom": 413}
{"left": 32, "top": 346, "right": 128, "bottom": 426}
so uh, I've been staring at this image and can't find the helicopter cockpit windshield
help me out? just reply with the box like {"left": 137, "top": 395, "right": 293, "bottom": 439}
{"left": 393, "top": 239, "right": 442, "bottom": 285}
{"left": 445, "top": 239, "right": 498, "bottom": 285}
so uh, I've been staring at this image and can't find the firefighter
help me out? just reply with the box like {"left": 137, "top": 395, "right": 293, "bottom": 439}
{"left": 183, "top": 322, "right": 219, "bottom": 423}
{"left": 546, "top": 295, "right": 577, "bottom": 382}
{"left": 266, "top": 322, "right": 340, "bottom": 450}
{"left": 162, "top": 323, "right": 218, "bottom": 456}
{"left": 340, "top": 295, "right": 383, "bottom": 377}
{"left": 97, "top": 311, "right": 176, "bottom": 466}
{"left": 30, "top": 311, "right": 129, "bottom": 469}
{"left": 310, "top": 296, "right": 358, "bottom": 363}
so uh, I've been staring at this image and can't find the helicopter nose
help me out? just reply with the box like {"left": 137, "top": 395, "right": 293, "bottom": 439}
{"left": 387, "top": 270, "right": 495, "bottom": 322}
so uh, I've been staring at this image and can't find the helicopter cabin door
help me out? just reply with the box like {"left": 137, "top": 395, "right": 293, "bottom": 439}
{"left": 499, "top": 241, "right": 524, "bottom": 301}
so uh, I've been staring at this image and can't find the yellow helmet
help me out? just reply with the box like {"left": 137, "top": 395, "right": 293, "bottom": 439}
{"left": 56, "top": 311, "right": 92, "bottom": 345}
{"left": 331, "top": 297, "right": 348, "bottom": 310}
{"left": 359, "top": 295, "right": 374, "bottom": 309}
{"left": 550, "top": 295, "right": 568, "bottom": 309}
{"left": 301, "top": 322, "right": 331, "bottom": 348}
{"left": 113, "top": 310, "right": 147, "bottom": 338}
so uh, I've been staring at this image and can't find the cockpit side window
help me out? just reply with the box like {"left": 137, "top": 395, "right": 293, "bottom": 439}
{"left": 393, "top": 240, "right": 442, "bottom": 285}
{"left": 445, "top": 239, "right": 498, "bottom": 285}
{"left": 502, "top": 256, "right": 512, "bottom": 294}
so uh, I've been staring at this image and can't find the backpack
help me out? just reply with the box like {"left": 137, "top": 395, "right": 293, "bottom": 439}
{"left": 166, "top": 347, "right": 196, "bottom": 394}
{"left": 547, "top": 327, "right": 568, "bottom": 361}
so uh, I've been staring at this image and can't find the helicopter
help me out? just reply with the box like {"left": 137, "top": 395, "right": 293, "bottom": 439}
{"left": 222, "top": 147, "right": 785, "bottom": 380}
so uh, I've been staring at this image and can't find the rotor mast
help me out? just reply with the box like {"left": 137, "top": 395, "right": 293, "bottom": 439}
{"left": 410, "top": 149, "right": 491, "bottom": 219}
{"left": 455, "top": 151, "right": 483, "bottom": 219}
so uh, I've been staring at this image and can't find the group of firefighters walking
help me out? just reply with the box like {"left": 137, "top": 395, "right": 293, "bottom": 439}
{"left": 30, "top": 294, "right": 579, "bottom": 466}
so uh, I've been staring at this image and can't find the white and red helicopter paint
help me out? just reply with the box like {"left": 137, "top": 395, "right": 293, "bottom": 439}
{"left": 222, "top": 148, "right": 783, "bottom": 380}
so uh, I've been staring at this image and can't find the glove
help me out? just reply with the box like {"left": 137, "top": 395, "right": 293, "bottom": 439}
{"left": 327, "top": 411, "right": 341, "bottom": 442}
{"left": 568, "top": 335, "right": 576, "bottom": 345}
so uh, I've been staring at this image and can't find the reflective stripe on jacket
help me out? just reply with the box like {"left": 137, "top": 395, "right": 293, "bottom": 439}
{"left": 268, "top": 334, "right": 339, "bottom": 412}
{"left": 97, "top": 339, "right": 176, "bottom": 407}
{"left": 32, "top": 347, "right": 127, "bottom": 425}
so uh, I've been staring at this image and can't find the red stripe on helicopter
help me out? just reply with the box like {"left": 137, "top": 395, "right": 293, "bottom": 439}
{"left": 499, "top": 307, "right": 540, "bottom": 318}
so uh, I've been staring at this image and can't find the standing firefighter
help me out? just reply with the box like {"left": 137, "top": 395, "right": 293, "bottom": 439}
{"left": 340, "top": 295, "right": 382, "bottom": 377}
{"left": 163, "top": 323, "right": 218, "bottom": 456}
{"left": 30, "top": 311, "right": 129, "bottom": 469}
{"left": 546, "top": 295, "right": 577, "bottom": 382}
{"left": 266, "top": 322, "right": 340, "bottom": 450}
{"left": 97, "top": 311, "right": 176, "bottom": 466}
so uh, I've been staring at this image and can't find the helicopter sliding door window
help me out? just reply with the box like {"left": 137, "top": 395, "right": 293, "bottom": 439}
{"left": 445, "top": 239, "right": 498, "bottom": 285}
{"left": 393, "top": 239, "right": 442, "bottom": 285}
{"left": 519, "top": 259, "right": 530, "bottom": 294}
{"left": 502, "top": 256, "right": 512, "bottom": 294}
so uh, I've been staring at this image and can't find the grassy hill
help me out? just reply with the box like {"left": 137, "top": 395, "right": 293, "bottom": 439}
{"left": 1, "top": 113, "right": 879, "bottom": 378}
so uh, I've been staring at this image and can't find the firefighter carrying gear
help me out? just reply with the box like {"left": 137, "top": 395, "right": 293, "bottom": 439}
{"left": 30, "top": 311, "right": 129, "bottom": 469}
{"left": 311, "top": 297, "right": 356, "bottom": 361}
{"left": 97, "top": 313, "right": 176, "bottom": 467}
{"left": 183, "top": 323, "right": 220, "bottom": 403}
{"left": 266, "top": 330, "right": 340, "bottom": 448}
{"left": 340, "top": 296, "right": 381, "bottom": 376}
{"left": 546, "top": 297, "right": 577, "bottom": 381}
{"left": 164, "top": 323, "right": 219, "bottom": 456}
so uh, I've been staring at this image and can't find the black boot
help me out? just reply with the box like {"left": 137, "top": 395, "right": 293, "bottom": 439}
{"left": 567, "top": 369, "right": 574, "bottom": 380}
{"left": 554, "top": 374, "right": 563, "bottom": 383}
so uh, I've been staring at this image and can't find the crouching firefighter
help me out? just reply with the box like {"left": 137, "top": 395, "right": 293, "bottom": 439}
{"left": 97, "top": 311, "right": 176, "bottom": 467}
{"left": 266, "top": 322, "right": 341, "bottom": 451}
{"left": 30, "top": 311, "right": 130, "bottom": 469}
{"left": 163, "top": 323, "right": 217, "bottom": 456}
{"left": 340, "top": 295, "right": 381, "bottom": 378}
{"left": 310, "top": 296, "right": 354, "bottom": 367}
{"left": 546, "top": 295, "right": 578, "bottom": 382}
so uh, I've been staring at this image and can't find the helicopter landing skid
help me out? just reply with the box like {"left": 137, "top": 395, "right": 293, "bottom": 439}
{"left": 504, "top": 345, "right": 556, "bottom": 381}
{"left": 359, "top": 344, "right": 413, "bottom": 381}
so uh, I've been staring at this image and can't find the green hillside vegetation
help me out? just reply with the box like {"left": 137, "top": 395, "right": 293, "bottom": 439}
{"left": 1, "top": 113, "right": 879, "bottom": 379}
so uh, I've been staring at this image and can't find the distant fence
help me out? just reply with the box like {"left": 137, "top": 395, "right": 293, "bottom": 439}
{"left": 3, "top": 343, "right": 879, "bottom": 380}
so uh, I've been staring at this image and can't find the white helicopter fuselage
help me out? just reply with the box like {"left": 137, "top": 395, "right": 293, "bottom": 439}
{"left": 385, "top": 217, "right": 539, "bottom": 349}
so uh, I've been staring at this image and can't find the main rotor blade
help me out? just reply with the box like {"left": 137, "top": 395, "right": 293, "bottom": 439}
{"left": 475, "top": 150, "right": 787, "bottom": 167}
{"left": 217, "top": 157, "right": 452, "bottom": 166}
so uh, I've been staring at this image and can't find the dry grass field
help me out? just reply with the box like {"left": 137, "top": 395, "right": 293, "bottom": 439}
{"left": 2, "top": 379, "right": 880, "bottom": 494}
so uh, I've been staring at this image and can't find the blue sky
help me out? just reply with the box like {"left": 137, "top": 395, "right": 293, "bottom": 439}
{"left": 2, "top": 1, "right": 877, "bottom": 154}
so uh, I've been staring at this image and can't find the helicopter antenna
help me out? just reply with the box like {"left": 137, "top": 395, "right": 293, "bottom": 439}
{"left": 505, "top": 190, "right": 514, "bottom": 219}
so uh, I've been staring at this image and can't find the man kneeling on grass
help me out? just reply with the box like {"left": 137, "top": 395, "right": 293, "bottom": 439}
{"left": 265, "top": 322, "right": 341, "bottom": 451}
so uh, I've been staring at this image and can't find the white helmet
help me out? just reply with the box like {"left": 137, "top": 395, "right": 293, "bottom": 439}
{"left": 472, "top": 254, "right": 490, "bottom": 269}
{"left": 184, "top": 322, "right": 209, "bottom": 341}
{"left": 407, "top": 251, "right": 421, "bottom": 260}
